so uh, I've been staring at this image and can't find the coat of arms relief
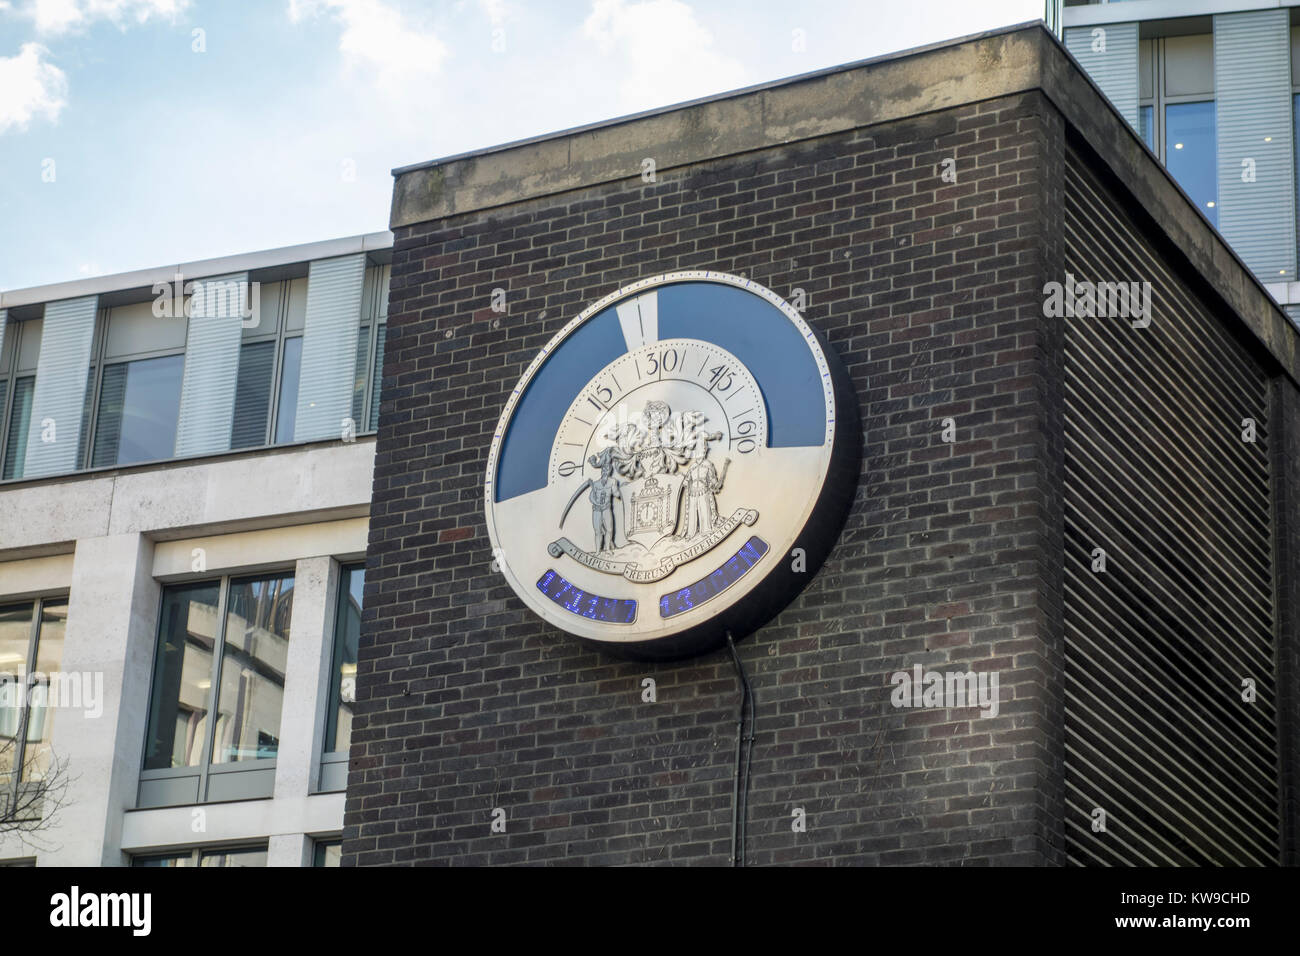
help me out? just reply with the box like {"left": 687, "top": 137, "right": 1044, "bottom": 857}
{"left": 548, "top": 399, "right": 758, "bottom": 583}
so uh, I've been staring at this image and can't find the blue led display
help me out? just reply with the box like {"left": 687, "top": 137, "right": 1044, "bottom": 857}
{"left": 659, "top": 536, "right": 770, "bottom": 619}
{"left": 536, "top": 569, "right": 637, "bottom": 624}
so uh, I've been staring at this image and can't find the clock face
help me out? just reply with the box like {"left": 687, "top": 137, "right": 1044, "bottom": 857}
{"left": 485, "top": 272, "right": 860, "bottom": 660}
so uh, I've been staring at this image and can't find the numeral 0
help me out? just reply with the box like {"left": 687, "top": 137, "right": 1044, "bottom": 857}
{"left": 558, "top": 461, "right": 578, "bottom": 477}
{"left": 734, "top": 419, "right": 757, "bottom": 454}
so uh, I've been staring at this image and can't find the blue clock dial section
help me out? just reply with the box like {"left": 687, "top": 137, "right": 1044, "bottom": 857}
{"left": 655, "top": 283, "right": 825, "bottom": 447}
{"left": 494, "top": 280, "right": 829, "bottom": 504}
{"left": 495, "top": 310, "right": 626, "bottom": 503}
{"left": 659, "top": 536, "right": 770, "bottom": 619}
{"left": 536, "top": 569, "right": 638, "bottom": 624}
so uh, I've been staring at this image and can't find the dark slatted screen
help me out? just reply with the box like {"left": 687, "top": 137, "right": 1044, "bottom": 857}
{"left": 1063, "top": 149, "right": 1280, "bottom": 866}
{"left": 3, "top": 377, "right": 34, "bottom": 481}
{"left": 231, "top": 340, "right": 275, "bottom": 450}
{"left": 370, "top": 323, "right": 385, "bottom": 432}
{"left": 76, "top": 368, "right": 94, "bottom": 469}
{"left": 91, "top": 363, "right": 127, "bottom": 468}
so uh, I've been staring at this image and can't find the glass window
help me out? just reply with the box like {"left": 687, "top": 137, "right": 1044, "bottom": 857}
{"left": 0, "top": 605, "right": 32, "bottom": 789}
{"left": 142, "top": 574, "right": 294, "bottom": 786}
{"left": 91, "top": 354, "right": 184, "bottom": 467}
{"left": 1294, "top": 94, "right": 1300, "bottom": 245}
{"left": 132, "top": 845, "right": 266, "bottom": 867}
{"left": 234, "top": 276, "right": 310, "bottom": 450}
{"left": 1165, "top": 101, "right": 1217, "bottom": 227}
{"left": 131, "top": 852, "right": 194, "bottom": 868}
{"left": 274, "top": 336, "right": 303, "bottom": 444}
{"left": 313, "top": 840, "right": 342, "bottom": 867}
{"left": 200, "top": 846, "right": 266, "bottom": 867}
{"left": 350, "top": 324, "right": 385, "bottom": 433}
{"left": 21, "top": 601, "right": 66, "bottom": 782}
{"left": 212, "top": 575, "right": 293, "bottom": 764}
{"left": 143, "top": 583, "right": 219, "bottom": 771}
{"left": 0, "top": 598, "right": 67, "bottom": 799}
{"left": 325, "top": 565, "right": 363, "bottom": 756}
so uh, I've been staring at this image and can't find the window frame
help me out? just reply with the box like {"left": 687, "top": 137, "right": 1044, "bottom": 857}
{"left": 0, "top": 595, "right": 68, "bottom": 818}
{"left": 355, "top": 262, "right": 388, "bottom": 436}
{"left": 0, "top": 317, "right": 38, "bottom": 481}
{"left": 130, "top": 842, "right": 268, "bottom": 867}
{"left": 238, "top": 279, "right": 305, "bottom": 448}
{"left": 317, "top": 561, "right": 363, "bottom": 792}
{"left": 1138, "top": 35, "right": 1217, "bottom": 162}
{"left": 81, "top": 305, "right": 188, "bottom": 470}
{"left": 138, "top": 568, "right": 296, "bottom": 808}
{"left": 1138, "top": 34, "right": 1218, "bottom": 225}
{"left": 1293, "top": 81, "right": 1300, "bottom": 283}
{"left": 312, "top": 837, "right": 342, "bottom": 867}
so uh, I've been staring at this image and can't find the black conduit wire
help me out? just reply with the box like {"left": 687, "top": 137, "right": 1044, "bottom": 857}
{"left": 727, "top": 633, "right": 755, "bottom": 867}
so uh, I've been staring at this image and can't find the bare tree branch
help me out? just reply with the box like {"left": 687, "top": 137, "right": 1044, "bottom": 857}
{"left": 0, "top": 734, "right": 74, "bottom": 853}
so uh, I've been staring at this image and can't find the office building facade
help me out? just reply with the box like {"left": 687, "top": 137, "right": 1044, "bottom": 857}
{"left": 1064, "top": 0, "right": 1300, "bottom": 321}
{"left": 0, "top": 235, "right": 391, "bottom": 865}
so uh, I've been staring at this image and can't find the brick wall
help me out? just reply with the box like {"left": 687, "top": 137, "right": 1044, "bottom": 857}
{"left": 344, "top": 90, "right": 1067, "bottom": 865}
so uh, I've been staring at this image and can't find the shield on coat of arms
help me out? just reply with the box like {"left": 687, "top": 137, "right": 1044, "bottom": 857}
{"left": 623, "top": 472, "right": 684, "bottom": 549}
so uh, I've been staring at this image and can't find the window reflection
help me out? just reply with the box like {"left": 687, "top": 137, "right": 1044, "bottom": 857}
{"left": 212, "top": 575, "right": 293, "bottom": 764}
{"left": 199, "top": 847, "right": 267, "bottom": 867}
{"left": 326, "top": 566, "right": 362, "bottom": 755}
{"left": 21, "top": 600, "right": 67, "bottom": 782}
{"left": 0, "top": 604, "right": 33, "bottom": 789}
{"left": 93, "top": 354, "right": 184, "bottom": 467}
{"left": 132, "top": 846, "right": 267, "bottom": 867}
{"left": 313, "top": 841, "right": 342, "bottom": 867}
{"left": 1165, "top": 101, "right": 1217, "bottom": 227}
{"left": 275, "top": 337, "right": 303, "bottom": 444}
{"left": 143, "top": 584, "right": 219, "bottom": 771}
{"left": 132, "top": 852, "right": 194, "bottom": 868}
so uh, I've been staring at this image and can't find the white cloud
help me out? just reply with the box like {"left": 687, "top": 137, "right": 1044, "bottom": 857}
{"left": 289, "top": 0, "right": 446, "bottom": 91}
{"left": 583, "top": 0, "right": 746, "bottom": 112}
{"left": 0, "top": 43, "right": 66, "bottom": 134}
{"left": 11, "top": 0, "right": 188, "bottom": 35}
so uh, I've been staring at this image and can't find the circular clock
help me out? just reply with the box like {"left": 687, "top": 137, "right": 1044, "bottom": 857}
{"left": 485, "top": 271, "right": 860, "bottom": 660}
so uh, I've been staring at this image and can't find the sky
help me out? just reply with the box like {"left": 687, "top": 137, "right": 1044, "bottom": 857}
{"left": 0, "top": 0, "right": 1042, "bottom": 291}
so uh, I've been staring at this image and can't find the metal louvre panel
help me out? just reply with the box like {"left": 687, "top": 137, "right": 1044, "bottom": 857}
{"left": 294, "top": 253, "right": 365, "bottom": 442}
{"left": 1063, "top": 150, "right": 1280, "bottom": 866}
{"left": 23, "top": 295, "right": 96, "bottom": 478}
{"left": 1214, "top": 10, "right": 1298, "bottom": 279}
{"left": 0, "top": 309, "right": 7, "bottom": 370}
{"left": 1065, "top": 23, "right": 1139, "bottom": 129}
{"left": 176, "top": 271, "right": 246, "bottom": 457}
